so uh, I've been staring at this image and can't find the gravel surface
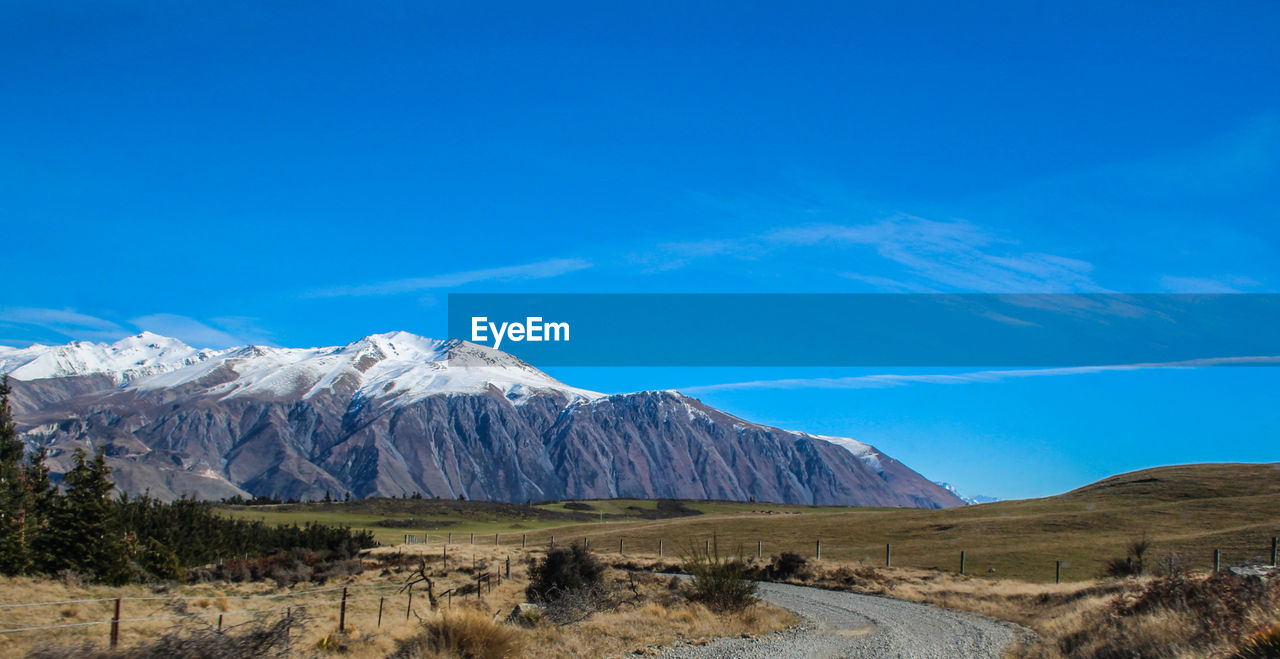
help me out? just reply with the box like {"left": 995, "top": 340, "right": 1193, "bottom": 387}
{"left": 658, "top": 581, "right": 1032, "bottom": 658}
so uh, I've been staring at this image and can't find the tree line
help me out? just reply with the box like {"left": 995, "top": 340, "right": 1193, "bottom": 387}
{"left": 0, "top": 377, "right": 375, "bottom": 585}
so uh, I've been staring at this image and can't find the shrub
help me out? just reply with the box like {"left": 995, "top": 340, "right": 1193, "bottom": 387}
{"left": 186, "top": 548, "right": 361, "bottom": 586}
{"left": 392, "top": 609, "right": 522, "bottom": 659}
{"left": 1104, "top": 535, "right": 1150, "bottom": 578}
{"left": 525, "top": 542, "right": 604, "bottom": 603}
{"left": 683, "top": 536, "right": 758, "bottom": 612}
{"left": 768, "top": 552, "right": 808, "bottom": 580}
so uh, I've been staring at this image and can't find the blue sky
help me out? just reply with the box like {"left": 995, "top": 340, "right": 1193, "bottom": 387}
{"left": 2, "top": 2, "right": 1277, "bottom": 500}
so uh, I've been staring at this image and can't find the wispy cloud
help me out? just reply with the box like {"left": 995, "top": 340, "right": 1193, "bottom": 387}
{"left": 766, "top": 215, "right": 1104, "bottom": 293}
{"left": 1159, "top": 275, "right": 1261, "bottom": 294}
{"left": 0, "top": 307, "right": 270, "bottom": 349}
{"left": 130, "top": 313, "right": 267, "bottom": 349}
{"left": 635, "top": 214, "right": 1104, "bottom": 294}
{"left": 306, "top": 257, "right": 593, "bottom": 298}
{"left": 0, "top": 307, "right": 130, "bottom": 342}
{"left": 679, "top": 356, "right": 1280, "bottom": 394}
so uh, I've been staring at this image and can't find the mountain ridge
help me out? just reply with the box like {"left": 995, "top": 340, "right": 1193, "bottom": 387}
{"left": 3, "top": 332, "right": 963, "bottom": 509}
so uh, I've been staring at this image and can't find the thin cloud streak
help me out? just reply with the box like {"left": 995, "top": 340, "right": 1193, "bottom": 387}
{"left": 306, "top": 258, "right": 593, "bottom": 298}
{"left": 679, "top": 356, "right": 1280, "bottom": 394}
{"left": 0, "top": 307, "right": 271, "bottom": 349}
{"left": 0, "top": 307, "right": 131, "bottom": 342}
{"left": 637, "top": 214, "right": 1106, "bottom": 294}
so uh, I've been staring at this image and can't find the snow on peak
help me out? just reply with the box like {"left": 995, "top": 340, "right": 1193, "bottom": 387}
{"left": 126, "top": 332, "right": 603, "bottom": 407}
{"left": 0, "top": 333, "right": 222, "bottom": 383}
{"left": 791, "top": 431, "right": 885, "bottom": 474}
{"left": 933, "top": 482, "right": 998, "bottom": 505}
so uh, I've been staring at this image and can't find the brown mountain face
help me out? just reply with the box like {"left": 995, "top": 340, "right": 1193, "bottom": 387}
{"left": 4, "top": 335, "right": 962, "bottom": 508}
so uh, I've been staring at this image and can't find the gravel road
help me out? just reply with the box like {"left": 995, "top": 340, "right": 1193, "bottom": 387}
{"left": 658, "top": 581, "right": 1031, "bottom": 658}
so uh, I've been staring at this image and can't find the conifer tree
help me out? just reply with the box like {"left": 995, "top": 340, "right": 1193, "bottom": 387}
{"left": 49, "top": 448, "right": 130, "bottom": 584}
{"left": 0, "top": 376, "right": 33, "bottom": 575}
{"left": 22, "top": 446, "right": 56, "bottom": 571}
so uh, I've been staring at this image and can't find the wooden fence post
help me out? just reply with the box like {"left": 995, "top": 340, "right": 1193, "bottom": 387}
{"left": 378, "top": 596, "right": 385, "bottom": 627}
{"left": 1214, "top": 549, "right": 1221, "bottom": 571}
{"left": 110, "top": 598, "right": 121, "bottom": 648}
{"left": 1272, "top": 537, "right": 1277, "bottom": 567}
{"left": 550, "top": 536, "right": 555, "bottom": 550}
{"left": 470, "top": 532, "right": 474, "bottom": 545}
{"left": 705, "top": 540, "right": 710, "bottom": 557}
{"left": 406, "top": 585, "right": 413, "bottom": 620}
{"left": 217, "top": 614, "right": 223, "bottom": 633}
{"left": 659, "top": 539, "right": 664, "bottom": 558}
{"left": 960, "top": 551, "right": 966, "bottom": 574}
{"left": 1056, "top": 560, "right": 1062, "bottom": 584}
{"left": 522, "top": 534, "right": 527, "bottom": 549}
{"left": 506, "top": 555, "right": 511, "bottom": 578}
{"left": 619, "top": 538, "right": 624, "bottom": 555}
{"left": 816, "top": 540, "right": 821, "bottom": 560}
{"left": 886, "top": 543, "right": 891, "bottom": 567}
{"left": 339, "top": 587, "right": 348, "bottom": 633}
{"left": 757, "top": 540, "right": 762, "bottom": 560}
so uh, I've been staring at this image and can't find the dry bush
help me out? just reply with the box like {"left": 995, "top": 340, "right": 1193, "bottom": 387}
{"left": 682, "top": 538, "right": 757, "bottom": 612}
{"left": 27, "top": 614, "right": 305, "bottom": 659}
{"left": 1036, "top": 571, "right": 1280, "bottom": 658}
{"left": 391, "top": 608, "right": 523, "bottom": 659}
{"left": 538, "top": 582, "right": 629, "bottom": 625}
{"left": 764, "top": 552, "right": 809, "bottom": 580}
{"left": 525, "top": 542, "right": 603, "bottom": 603}
{"left": 185, "top": 548, "right": 362, "bottom": 586}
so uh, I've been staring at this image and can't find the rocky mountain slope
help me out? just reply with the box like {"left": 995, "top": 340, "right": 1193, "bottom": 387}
{"left": 1, "top": 333, "right": 962, "bottom": 508}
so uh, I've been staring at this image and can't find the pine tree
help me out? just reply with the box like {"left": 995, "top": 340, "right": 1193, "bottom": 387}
{"left": 0, "top": 376, "right": 33, "bottom": 575}
{"left": 22, "top": 446, "right": 56, "bottom": 571}
{"left": 48, "top": 448, "right": 131, "bottom": 584}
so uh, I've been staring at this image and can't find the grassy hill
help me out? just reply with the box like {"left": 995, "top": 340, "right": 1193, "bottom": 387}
{"left": 220, "top": 462, "right": 1280, "bottom": 582}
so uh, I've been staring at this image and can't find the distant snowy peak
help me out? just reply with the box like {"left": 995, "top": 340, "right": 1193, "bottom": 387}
{"left": 933, "top": 482, "right": 999, "bottom": 506}
{"left": 0, "top": 332, "right": 222, "bottom": 384}
{"left": 125, "top": 332, "right": 603, "bottom": 406}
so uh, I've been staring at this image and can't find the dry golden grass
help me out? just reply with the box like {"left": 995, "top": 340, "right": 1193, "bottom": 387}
{"left": 0, "top": 543, "right": 795, "bottom": 658}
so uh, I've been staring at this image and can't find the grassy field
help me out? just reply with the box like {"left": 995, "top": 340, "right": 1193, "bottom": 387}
{"left": 220, "top": 462, "right": 1280, "bottom": 583}
{"left": 0, "top": 542, "right": 795, "bottom": 657}
{"left": 218, "top": 496, "right": 846, "bottom": 546}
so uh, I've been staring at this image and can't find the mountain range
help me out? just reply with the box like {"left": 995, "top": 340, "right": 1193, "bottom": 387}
{"left": 0, "top": 332, "right": 963, "bottom": 508}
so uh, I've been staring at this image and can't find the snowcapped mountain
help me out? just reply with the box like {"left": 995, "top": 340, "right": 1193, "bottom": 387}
{"left": 933, "top": 482, "right": 1000, "bottom": 505}
{"left": 4, "top": 332, "right": 962, "bottom": 508}
{"left": 127, "top": 331, "right": 601, "bottom": 406}
{"left": 0, "top": 332, "right": 221, "bottom": 383}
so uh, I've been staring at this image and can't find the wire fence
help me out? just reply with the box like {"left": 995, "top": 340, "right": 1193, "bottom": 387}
{"left": 0, "top": 583, "right": 405, "bottom": 637}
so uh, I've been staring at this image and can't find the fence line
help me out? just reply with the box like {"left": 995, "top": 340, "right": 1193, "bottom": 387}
{"left": 0, "top": 583, "right": 400, "bottom": 610}
{"left": 0, "top": 592, "right": 396, "bottom": 635}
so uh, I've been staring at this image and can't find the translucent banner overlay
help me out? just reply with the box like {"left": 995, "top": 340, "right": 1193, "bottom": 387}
{"left": 447, "top": 294, "right": 1280, "bottom": 367}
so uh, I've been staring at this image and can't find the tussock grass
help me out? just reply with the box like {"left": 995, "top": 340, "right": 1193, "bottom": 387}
{"left": 2, "top": 542, "right": 797, "bottom": 658}
{"left": 392, "top": 606, "right": 522, "bottom": 659}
